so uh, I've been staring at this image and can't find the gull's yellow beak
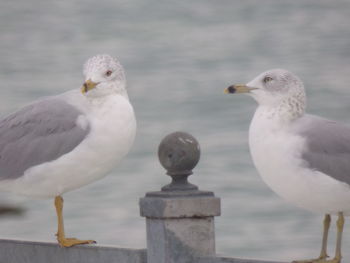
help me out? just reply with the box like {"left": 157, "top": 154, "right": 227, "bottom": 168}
{"left": 224, "top": 84, "right": 257, "bottom": 94}
{"left": 81, "top": 79, "right": 98, "bottom": 94}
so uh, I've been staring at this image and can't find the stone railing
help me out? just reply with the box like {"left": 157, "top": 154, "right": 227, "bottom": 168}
{"left": 0, "top": 132, "right": 284, "bottom": 263}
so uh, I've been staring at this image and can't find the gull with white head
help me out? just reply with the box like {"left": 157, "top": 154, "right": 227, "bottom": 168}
{"left": 225, "top": 69, "right": 350, "bottom": 263}
{"left": 0, "top": 54, "right": 136, "bottom": 247}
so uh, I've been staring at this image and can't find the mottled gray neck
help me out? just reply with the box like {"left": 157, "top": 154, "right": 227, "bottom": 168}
{"left": 258, "top": 93, "right": 306, "bottom": 123}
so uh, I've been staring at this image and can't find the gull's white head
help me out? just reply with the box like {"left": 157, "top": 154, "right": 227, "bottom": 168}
{"left": 225, "top": 69, "right": 306, "bottom": 119}
{"left": 81, "top": 54, "right": 126, "bottom": 98}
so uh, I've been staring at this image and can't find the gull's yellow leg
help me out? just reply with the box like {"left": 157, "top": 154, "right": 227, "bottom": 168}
{"left": 292, "top": 214, "right": 330, "bottom": 263}
{"left": 293, "top": 213, "right": 345, "bottom": 263}
{"left": 54, "top": 196, "right": 96, "bottom": 247}
{"left": 319, "top": 214, "right": 331, "bottom": 260}
{"left": 332, "top": 212, "right": 344, "bottom": 263}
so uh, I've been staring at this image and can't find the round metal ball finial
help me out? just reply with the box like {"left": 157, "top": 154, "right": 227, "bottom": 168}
{"left": 158, "top": 131, "right": 200, "bottom": 191}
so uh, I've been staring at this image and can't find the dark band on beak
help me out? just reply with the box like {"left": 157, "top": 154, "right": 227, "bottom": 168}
{"left": 226, "top": 85, "right": 236, "bottom": 93}
{"left": 224, "top": 84, "right": 257, "bottom": 94}
{"left": 81, "top": 79, "right": 98, "bottom": 94}
{"left": 83, "top": 83, "right": 88, "bottom": 93}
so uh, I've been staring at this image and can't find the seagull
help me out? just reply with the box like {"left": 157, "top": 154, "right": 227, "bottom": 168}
{"left": 225, "top": 69, "right": 350, "bottom": 263}
{"left": 0, "top": 54, "right": 136, "bottom": 247}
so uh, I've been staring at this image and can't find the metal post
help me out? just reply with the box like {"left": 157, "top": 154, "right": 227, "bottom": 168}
{"left": 140, "top": 131, "right": 221, "bottom": 263}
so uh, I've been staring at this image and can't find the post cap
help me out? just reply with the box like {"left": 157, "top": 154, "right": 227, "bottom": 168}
{"left": 158, "top": 131, "right": 200, "bottom": 192}
{"left": 158, "top": 131, "right": 200, "bottom": 176}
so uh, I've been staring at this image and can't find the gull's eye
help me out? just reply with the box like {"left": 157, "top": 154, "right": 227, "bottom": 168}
{"left": 263, "top": 76, "right": 273, "bottom": 83}
{"left": 105, "top": 70, "right": 113, "bottom": 77}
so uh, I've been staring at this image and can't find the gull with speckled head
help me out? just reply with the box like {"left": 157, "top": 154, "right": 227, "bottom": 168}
{"left": 0, "top": 54, "right": 136, "bottom": 247}
{"left": 225, "top": 69, "right": 350, "bottom": 263}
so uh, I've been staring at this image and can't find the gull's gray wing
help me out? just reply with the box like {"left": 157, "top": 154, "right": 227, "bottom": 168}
{"left": 0, "top": 97, "right": 90, "bottom": 180}
{"left": 293, "top": 114, "right": 350, "bottom": 186}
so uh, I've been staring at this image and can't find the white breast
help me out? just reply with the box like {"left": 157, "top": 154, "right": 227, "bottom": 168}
{"left": 249, "top": 107, "right": 350, "bottom": 214}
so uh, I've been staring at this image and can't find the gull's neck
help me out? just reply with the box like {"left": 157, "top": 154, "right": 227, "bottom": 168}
{"left": 87, "top": 92, "right": 129, "bottom": 108}
{"left": 250, "top": 99, "right": 306, "bottom": 148}
{"left": 255, "top": 95, "right": 306, "bottom": 126}
{"left": 86, "top": 81, "right": 129, "bottom": 105}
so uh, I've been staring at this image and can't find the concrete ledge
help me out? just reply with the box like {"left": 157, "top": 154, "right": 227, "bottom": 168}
{"left": 198, "top": 256, "right": 286, "bottom": 263}
{"left": 0, "top": 239, "right": 147, "bottom": 263}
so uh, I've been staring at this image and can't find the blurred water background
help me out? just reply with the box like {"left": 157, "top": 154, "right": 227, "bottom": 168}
{"left": 0, "top": 0, "right": 350, "bottom": 261}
